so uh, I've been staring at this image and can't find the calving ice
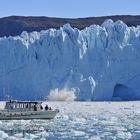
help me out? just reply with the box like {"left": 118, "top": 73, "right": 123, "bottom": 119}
{"left": 0, "top": 19, "right": 140, "bottom": 101}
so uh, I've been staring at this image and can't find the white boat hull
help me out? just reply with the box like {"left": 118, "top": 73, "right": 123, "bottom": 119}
{"left": 0, "top": 109, "right": 59, "bottom": 120}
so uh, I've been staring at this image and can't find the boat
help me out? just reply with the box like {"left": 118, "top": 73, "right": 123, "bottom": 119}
{"left": 0, "top": 100, "right": 59, "bottom": 120}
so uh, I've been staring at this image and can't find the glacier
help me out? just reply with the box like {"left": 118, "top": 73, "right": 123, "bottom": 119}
{"left": 0, "top": 19, "right": 140, "bottom": 100}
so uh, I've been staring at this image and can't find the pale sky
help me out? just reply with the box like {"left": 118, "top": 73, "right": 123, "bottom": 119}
{"left": 0, "top": 0, "right": 139, "bottom": 18}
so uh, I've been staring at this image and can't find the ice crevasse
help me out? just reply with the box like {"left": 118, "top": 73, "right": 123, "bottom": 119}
{"left": 0, "top": 19, "right": 140, "bottom": 101}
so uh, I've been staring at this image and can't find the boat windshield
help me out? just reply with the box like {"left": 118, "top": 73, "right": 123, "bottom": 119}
{"left": 5, "top": 100, "right": 42, "bottom": 110}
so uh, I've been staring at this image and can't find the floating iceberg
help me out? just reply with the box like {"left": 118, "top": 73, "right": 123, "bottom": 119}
{"left": 0, "top": 19, "right": 140, "bottom": 100}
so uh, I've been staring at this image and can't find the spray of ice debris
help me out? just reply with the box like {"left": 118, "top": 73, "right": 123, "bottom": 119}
{"left": 47, "top": 88, "right": 77, "bottom": 101}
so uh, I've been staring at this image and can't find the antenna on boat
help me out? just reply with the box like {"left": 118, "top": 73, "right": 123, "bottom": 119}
{"left": 5, "top": 95, "right": 11, "bottom": 101}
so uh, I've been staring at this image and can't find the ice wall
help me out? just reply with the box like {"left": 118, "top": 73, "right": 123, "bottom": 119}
{"left": 0, "top": 19, "right": 140, "bottom": 100}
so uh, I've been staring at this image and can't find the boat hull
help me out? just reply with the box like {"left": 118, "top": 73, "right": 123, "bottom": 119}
{"left": 0, "top": 109, "right": 59, "bottom": 120}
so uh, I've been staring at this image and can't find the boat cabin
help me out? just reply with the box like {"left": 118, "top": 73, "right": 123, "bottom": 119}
{"left": 5, "top": 100, "right": 43, "bottom": 112}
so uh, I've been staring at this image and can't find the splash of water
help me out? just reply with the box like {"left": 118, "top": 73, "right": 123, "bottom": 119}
{"left": 47, "top": 88, "right": 76, "bottom": 101}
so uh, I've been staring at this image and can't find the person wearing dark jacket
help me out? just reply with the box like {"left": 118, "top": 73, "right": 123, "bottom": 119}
{"left": 45, "top": 105, "right": 48, "bottom": 110}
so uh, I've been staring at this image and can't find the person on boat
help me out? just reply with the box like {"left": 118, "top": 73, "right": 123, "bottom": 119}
{"left": 10, "top": 105, "right": 13, "bottom": 110}
{"left": 26, "top": 104, "right": 28, "bottom": 108}
{"left": 34, "top": 104, "right": 37, "bottom": 111}
{"left": 40, "top": 105, "right": 43, "bottom": 110}
{"left": 45, "top": 105, "right": 48, "bottom": 110}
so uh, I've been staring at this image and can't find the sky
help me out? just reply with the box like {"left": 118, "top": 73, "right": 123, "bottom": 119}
{"left": 0, "top": 0, "right": 140, "bottom": 18}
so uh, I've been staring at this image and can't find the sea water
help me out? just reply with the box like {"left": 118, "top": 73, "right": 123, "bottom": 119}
{"left": 0, "top": 101, "right": 139, "bottom": 140}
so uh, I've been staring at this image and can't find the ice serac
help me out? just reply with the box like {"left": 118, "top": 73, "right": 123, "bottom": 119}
{"left": 1, "top": 19, "right": 140, "bottom": 100}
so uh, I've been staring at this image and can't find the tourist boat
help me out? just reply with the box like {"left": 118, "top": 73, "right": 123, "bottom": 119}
{"left": 0, "top": 100, "right": 59, "bottom": 120}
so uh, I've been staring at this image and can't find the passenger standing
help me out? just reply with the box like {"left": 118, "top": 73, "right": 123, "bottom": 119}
{"left": 45, "top": 105, "right": 48, "bottom": 110}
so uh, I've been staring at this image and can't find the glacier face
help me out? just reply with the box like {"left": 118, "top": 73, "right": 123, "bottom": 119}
{"left": 1, "top": 19, "right": 140, "bottom": 100}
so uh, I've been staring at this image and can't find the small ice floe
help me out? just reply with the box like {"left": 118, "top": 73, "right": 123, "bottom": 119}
{"left": 116, "top": 131, "right": 132, "bottom": 139}
{"left": 88, "top": 136, "right": 101, "bottom": 140}
{"left": 0, "top": 130, "right": 8, "bottom": 139}
{"left": 61, "top": 114, "right": 69, "bottom": 121}
{"left": 69, "top": 130, "right": 86, "bottom": 137}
